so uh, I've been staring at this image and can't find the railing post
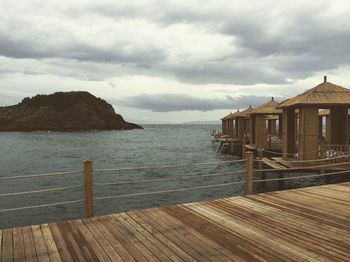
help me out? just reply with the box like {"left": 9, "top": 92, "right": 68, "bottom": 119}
{"left": 245, "top": 151, "right": 253, "bottom": 195}
{"left": 84, "top": 160, "right": 93, "bottom": 218}
{"left": 320, "top": 145, "right": 325, "bottom": 175}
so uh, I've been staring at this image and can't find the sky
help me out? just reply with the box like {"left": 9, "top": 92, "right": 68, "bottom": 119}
{"left": 1, "top": 0, "right": 350, "bottom": 124}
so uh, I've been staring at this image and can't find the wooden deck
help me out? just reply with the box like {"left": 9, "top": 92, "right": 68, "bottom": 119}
{"left": 1, "top": 182, "right": 349, "bottom": 261}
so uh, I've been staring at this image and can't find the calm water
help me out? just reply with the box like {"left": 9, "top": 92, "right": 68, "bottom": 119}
{"left": 0, "top": 124, "right": 343, "bottom": 229}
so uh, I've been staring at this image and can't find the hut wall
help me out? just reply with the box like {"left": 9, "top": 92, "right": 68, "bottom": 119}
{"left": 330, "top": 107, "right": 348, "bottom": 144}
{"left": 299, "top": 107, "right": 319, "bottom": 160}
{"left": 282, "top": 108, "right": 296, "bottom": 158}
{"left": 255, "top": 115, "right": 266, "bottom": 149}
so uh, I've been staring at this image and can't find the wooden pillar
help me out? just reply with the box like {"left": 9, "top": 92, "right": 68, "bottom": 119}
{"left": 250, "top": 115, "right": 256, "bottom": 146}
{"left": 255, "top": 115, "right": 267, "bottom": 149}
{"left": 318, "top": 116, "right": 323, "bottom": 139}
{"left": 299, "top": 107, "right": 319, "bottom": 160}
{"left": 237, "top": 117, "right": 245, "bottom": 141}
{"left": 282, "top": 108, "right": 296, "bottom": 159}
{"left": 325, "top": 115, "right": 331, "bottom": 142}
{"left": 330, "top": 107, "right": 348, "bottom": 145}
{"left": 222, "top": 120, "right": 226, "bottom": 134}
{"left": 84, "top": 160, "right": 93, "bottom": 218}
{"left": 245, "top": 151, "right": 253, "bottom": 195}
{"left": 278, "top": 114, "right": 283, "bottom": 136}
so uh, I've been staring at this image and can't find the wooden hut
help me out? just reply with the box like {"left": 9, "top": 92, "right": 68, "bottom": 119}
{"left": 235, "top": 106, "right": 254, "bottom": 143}
{"left": 220, "top": 113, "right": 231, "bottom": 135}
{"left": 277, "top": 76, "right": 350, "bottom": 160}
{"left": 226, "top": 110, "right": 240, "bottom": 138}
{"left": 248, "top": 98, "right": 282, "bottom": 150}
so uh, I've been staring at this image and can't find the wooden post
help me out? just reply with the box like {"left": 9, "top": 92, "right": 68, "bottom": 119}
{"left": 257, "top": 148, "right": 266, "bottom": 193}
{"left": 320, "top": 144, "right": 325, "bottom": 175}
{"left": 84, "top": 160, "right": 93, "bottom": 218}
{"left": 245, "top": 151, "right": 253, "bottom": 195}
{"left": 242, "top": 134, "right": 246, "bottom": 159}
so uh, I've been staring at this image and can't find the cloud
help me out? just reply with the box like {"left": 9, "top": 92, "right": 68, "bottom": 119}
{"left": 114, "top": 93, "right": 284, "bottom": 112}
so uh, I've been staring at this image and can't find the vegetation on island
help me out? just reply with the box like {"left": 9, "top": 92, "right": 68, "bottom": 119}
{"left": 0, "top": 91, "right": 143, "bottom": 131}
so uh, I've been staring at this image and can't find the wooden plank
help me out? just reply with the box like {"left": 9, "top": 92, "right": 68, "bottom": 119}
{"left": 65, "top": 220, "right": 98, "bottom": 261}
{"left": 118, "top": 213, "right": 184, "bottom": 261}
{"left": 210, "top": 199, "right": 350, "bottom": 261}
{"left": 2, "top": 229, "right": 13, "bottom": 262}
{"left": 31, "top": 225, "right": 50, "bottom": 262}
{"left": 127, "top": 211, "right": 194, "bottom": 261}
{"left": 135, "top": 210, "right": 210, "bottom": 261}
{"left": 103, "top": 215, "right": 157, "bottom": 261}
{"left": 49, "top": 223, "right": 74, "bottom": 262}
{"left": 22, "top": 226, "right": 38, "bottom": 262}
{"left": 40, "top": 224, "right": 62, "bottom": 262}
{"left": 81, "top": 218, "right": 123, "bottom": 261}
{"left": 13, "top": 227, "right": 25, "bottom": 261}
{"left": 113, "top": 213, "right": 175, "bottom": 262}
{"left": 71, "top": 220, "right": 111, "bottom": 262}
{"left": 154, "top": 208, "right": 239, "bottom": 262}
{"left": 89, "top": 217, "right": 135, "bottom": 261}
{"left": 57, "top": 222, "right": 86, "bottom": 261}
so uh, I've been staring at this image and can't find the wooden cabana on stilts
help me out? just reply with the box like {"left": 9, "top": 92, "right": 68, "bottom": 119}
{"left": 220, "top": 113, "right": 231, "bottom": 135}
{"left": 235, "top": 106, "right": 254, "bottom": 143}
{"left": 277, "top": 76, "right": 350, "bottom": 160}
{"left": 248, "top": 98, "right": 282, "bottom": 150}
{"left": 226, "top": 110, "right": 240, "bottom": 138}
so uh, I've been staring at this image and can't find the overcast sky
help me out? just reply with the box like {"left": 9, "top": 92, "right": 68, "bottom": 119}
{"left": 1, "top": 0, "right": 350, "bottom": 123}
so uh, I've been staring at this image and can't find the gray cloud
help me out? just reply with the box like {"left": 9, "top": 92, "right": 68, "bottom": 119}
{"left": 1, "top": 1, "right": 350, "bottom": 87}
{"left": 115, "top": 94, "right": 284, "bottom": 112}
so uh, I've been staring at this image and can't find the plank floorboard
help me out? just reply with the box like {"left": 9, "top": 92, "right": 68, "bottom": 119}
{"left": 1, "top": 182, "right": 349, "bottom": 261}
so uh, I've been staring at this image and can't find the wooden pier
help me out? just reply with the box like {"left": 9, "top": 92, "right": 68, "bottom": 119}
{"left": 1, "top": 182, "right": 349, "bottom": 261}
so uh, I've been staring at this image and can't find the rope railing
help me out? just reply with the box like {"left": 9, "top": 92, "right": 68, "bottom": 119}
{"left": 0, "top": 170, "right": 82, "bottom": 181}
{"left": 94, "top": 181, "right": 245, "bottom": 201}
{"left": 94, "top": 170, "right": 246, "bottom": 187}
{"left": 0, "top": 199, "right": 84, "bottom": 213}
{"left": 94, "top": 159, "right": 246, "bottom": 173}
{"left": 0, "top": 185, "right": 83, "bottom": 198}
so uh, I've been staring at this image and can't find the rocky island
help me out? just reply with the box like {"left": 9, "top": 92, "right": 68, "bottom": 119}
{"left": 0, "top": 91, "right": 143, "bottom": 131}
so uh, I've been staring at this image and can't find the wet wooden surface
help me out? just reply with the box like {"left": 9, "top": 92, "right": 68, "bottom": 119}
{"left": 1, "top": 182, "right": 349, "bottom": 261}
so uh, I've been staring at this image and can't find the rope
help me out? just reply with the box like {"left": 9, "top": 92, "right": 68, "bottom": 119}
{"left": 94, "top": 170, "right": 246, "bottom": 187}
{"left": 0, "top": 170, "right": 82, "bottom": 181}
{"left": 253, "top": 169, "right": 350, "bottom": 183}
{"left": 0, "top": 185, "right": 83, "bottom": 198}
{"left": 95, "top": 159, "right": 246, "bottom": 173}
{"left": 0, "top": 199, "right": 84, "bottom": 213}
{"left": 255, "top": 160, "right": 350, "bottom": 172}
{"left": 94, "top": 181, "right": 244, "bottom": 201}
{"left": 254, "top": 154, "right": 350, "bottom": 163}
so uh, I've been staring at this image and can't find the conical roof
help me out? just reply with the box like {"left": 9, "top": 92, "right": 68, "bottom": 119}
{"left": 226, "top": 110, "right": 240, "bottom": 119}
{"left": 249, "top": 98, "right": 282, "bottom": 115}
{"left": 278, "top": 77, "right": 350, "bottom": 109}
{"left": 220, "top": 112, "right": 233, "bottom": 120}
{"left": 236, "top": 106, "right": 254, "bottom": 118}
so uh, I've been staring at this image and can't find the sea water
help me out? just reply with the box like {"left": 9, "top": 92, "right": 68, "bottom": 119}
{"left": 0, "top": 124, "right": 337, "bottom": 228}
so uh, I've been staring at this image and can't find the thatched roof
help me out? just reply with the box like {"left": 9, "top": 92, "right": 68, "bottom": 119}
{"left": 277, "top": 77, "right": 350, "bottom": 109}
{"left": 226, "top": 110, "right": 241, "bottom": 119}
{"left": 319, "top": 109, "right": 350, "bottom": 116}
{"left": 249, "top": 98, "right": 282, "bottom": 115}
{"left": 220, "top": 112, "right": 232, "bottom": 120}
{"left": 236, "top": 106, "right": 254, "bottom": 118}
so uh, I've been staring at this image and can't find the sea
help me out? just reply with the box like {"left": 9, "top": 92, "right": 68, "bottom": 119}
{"left": 0, "top": 124, "right": 345, "bottom": 229}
